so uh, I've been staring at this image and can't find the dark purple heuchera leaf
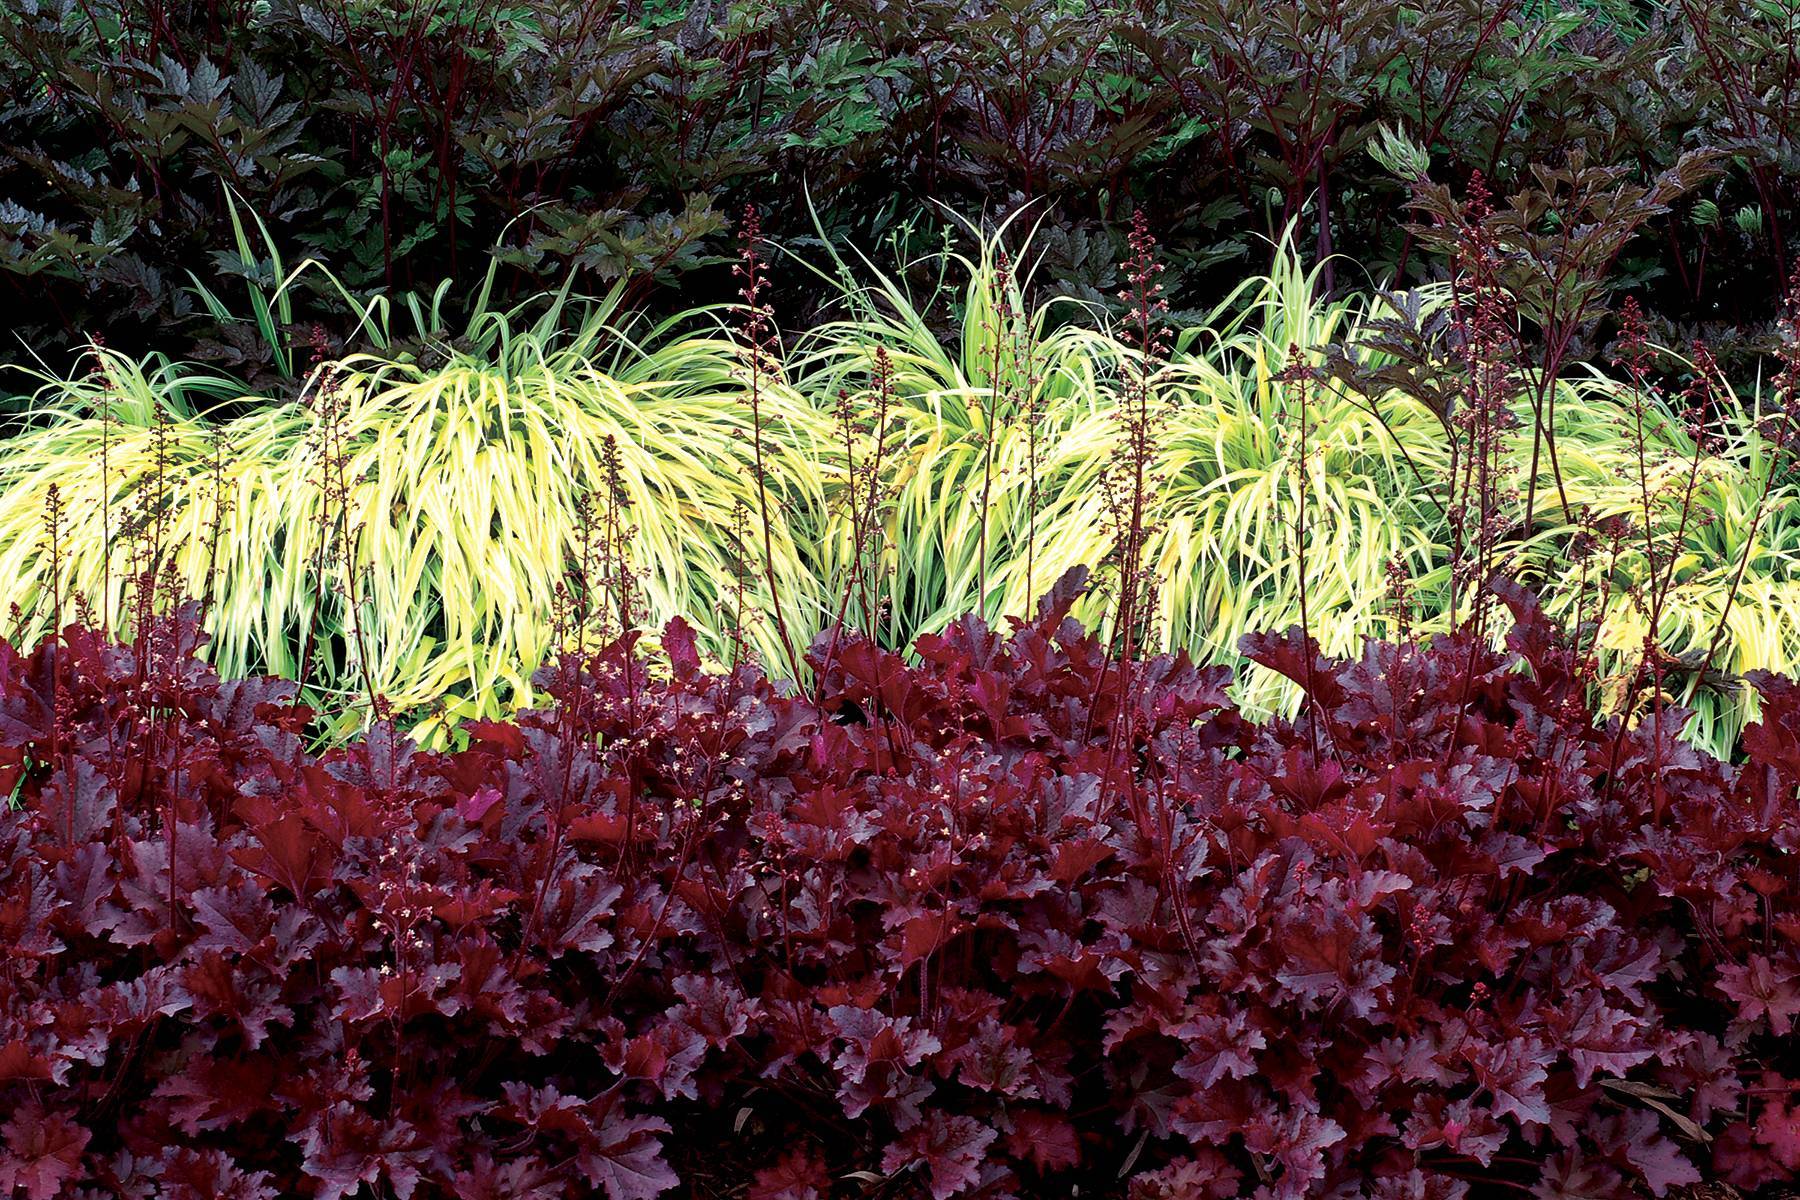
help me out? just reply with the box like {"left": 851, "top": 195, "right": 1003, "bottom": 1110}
{"left": 829, "top": 1004, "right": 942, "bottom": 1121}
{"left": 1753, "top": 1095, "right": 1800, "bottom": 1172}
{"left": 1126, "top": 1149, "right": 1244, "bottom": 1199}
{"left": 1592, "top": 1110, "right": 1703, "bottom": 1196}
{"left": 601, "top": 1020, "right": 706, "bottom": 1101}
{"left": 501, "top": 1084, "right": 676, "bottom": 1200}
{"left": 1403, "top": 1096, "right": 1505, "bottom": 1166}
{"left": 448, "top": 1154, "right": 564, "bottom": 1200}
{"left": 1171, "top": 1007, "right": 1264, "bottom": 1088}
{"left": 879, "top": 1111, "right": 999, "bottom": 1200}
{"left": 1005, "top": 1107, "right": 1081, "bottom": 1173}
{"left": 1742, "top": 672, "right": 1800, "bottom": 802}
{"left": 670, "top": 973, "right": 759, "bottom": 1049}
{"left": 457, "top": 784, "right": 503, "bottom": 824}
{"left": 0, "top": 1102, "right": 90, "bottom": 1200}
{"left": 662, "top": 617, "right": 702, "bottom": 682}
{"left": 1270, "top": 901, "right": 1395, "bottom": 1017}
{"left": 748, "top": 1147, "right": 830, "bottom": 1200}
{"left": 1257, "top": 1109, "right": 1346, "bottom": 1198}
{"left": 1468, "top": 1036, "right": 1555, "bottom": 1128}
{"left": 34, "top": 756, "right": 116, "bottom": 850}
{"left": 151, "top": 1146, "right": 282, "bottom": 1200}
{"left": 299, "top": 1102, "right": 431, "bottom": 1200}
{"left": 3, "top": 595, "right": 1799, "bottom": 1195}
{"left": 1717, "top": 954, "right": 1800, "bottom": 1035}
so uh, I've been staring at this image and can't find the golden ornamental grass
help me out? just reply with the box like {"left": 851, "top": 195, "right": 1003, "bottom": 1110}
{"left": 3, "top": 233, "right": 1799, "bottom": 752}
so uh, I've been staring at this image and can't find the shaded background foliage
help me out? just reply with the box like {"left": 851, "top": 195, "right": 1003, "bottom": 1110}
{"left": 4, "top": 0, "right": 1800, "bottom": 381}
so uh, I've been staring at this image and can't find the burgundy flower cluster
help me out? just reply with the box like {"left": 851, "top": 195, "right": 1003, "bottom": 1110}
{"left": 4, "top": 578, "right": 1800, "bottom": 1199}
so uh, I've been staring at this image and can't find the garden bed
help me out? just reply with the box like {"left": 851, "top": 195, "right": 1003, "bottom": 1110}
{"left": 5, "top": 578, "right": 1800, "bottom": 1197}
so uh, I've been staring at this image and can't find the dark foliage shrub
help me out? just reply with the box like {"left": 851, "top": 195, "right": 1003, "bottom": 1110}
{"left": 4, "top": 576, "right": 1800, "bottom": 1197}
{"left": 4, "top": 0, "right": 1798, "bottom": 376}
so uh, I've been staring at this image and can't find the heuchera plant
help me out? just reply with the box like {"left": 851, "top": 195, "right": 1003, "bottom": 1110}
{"left": 3, "top": 576, "right": 1800, "bottom": 1199}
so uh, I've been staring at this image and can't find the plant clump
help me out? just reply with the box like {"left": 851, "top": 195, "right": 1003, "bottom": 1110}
{"left": 4, "top": 576, "right": 1800, "bottom": 1197}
